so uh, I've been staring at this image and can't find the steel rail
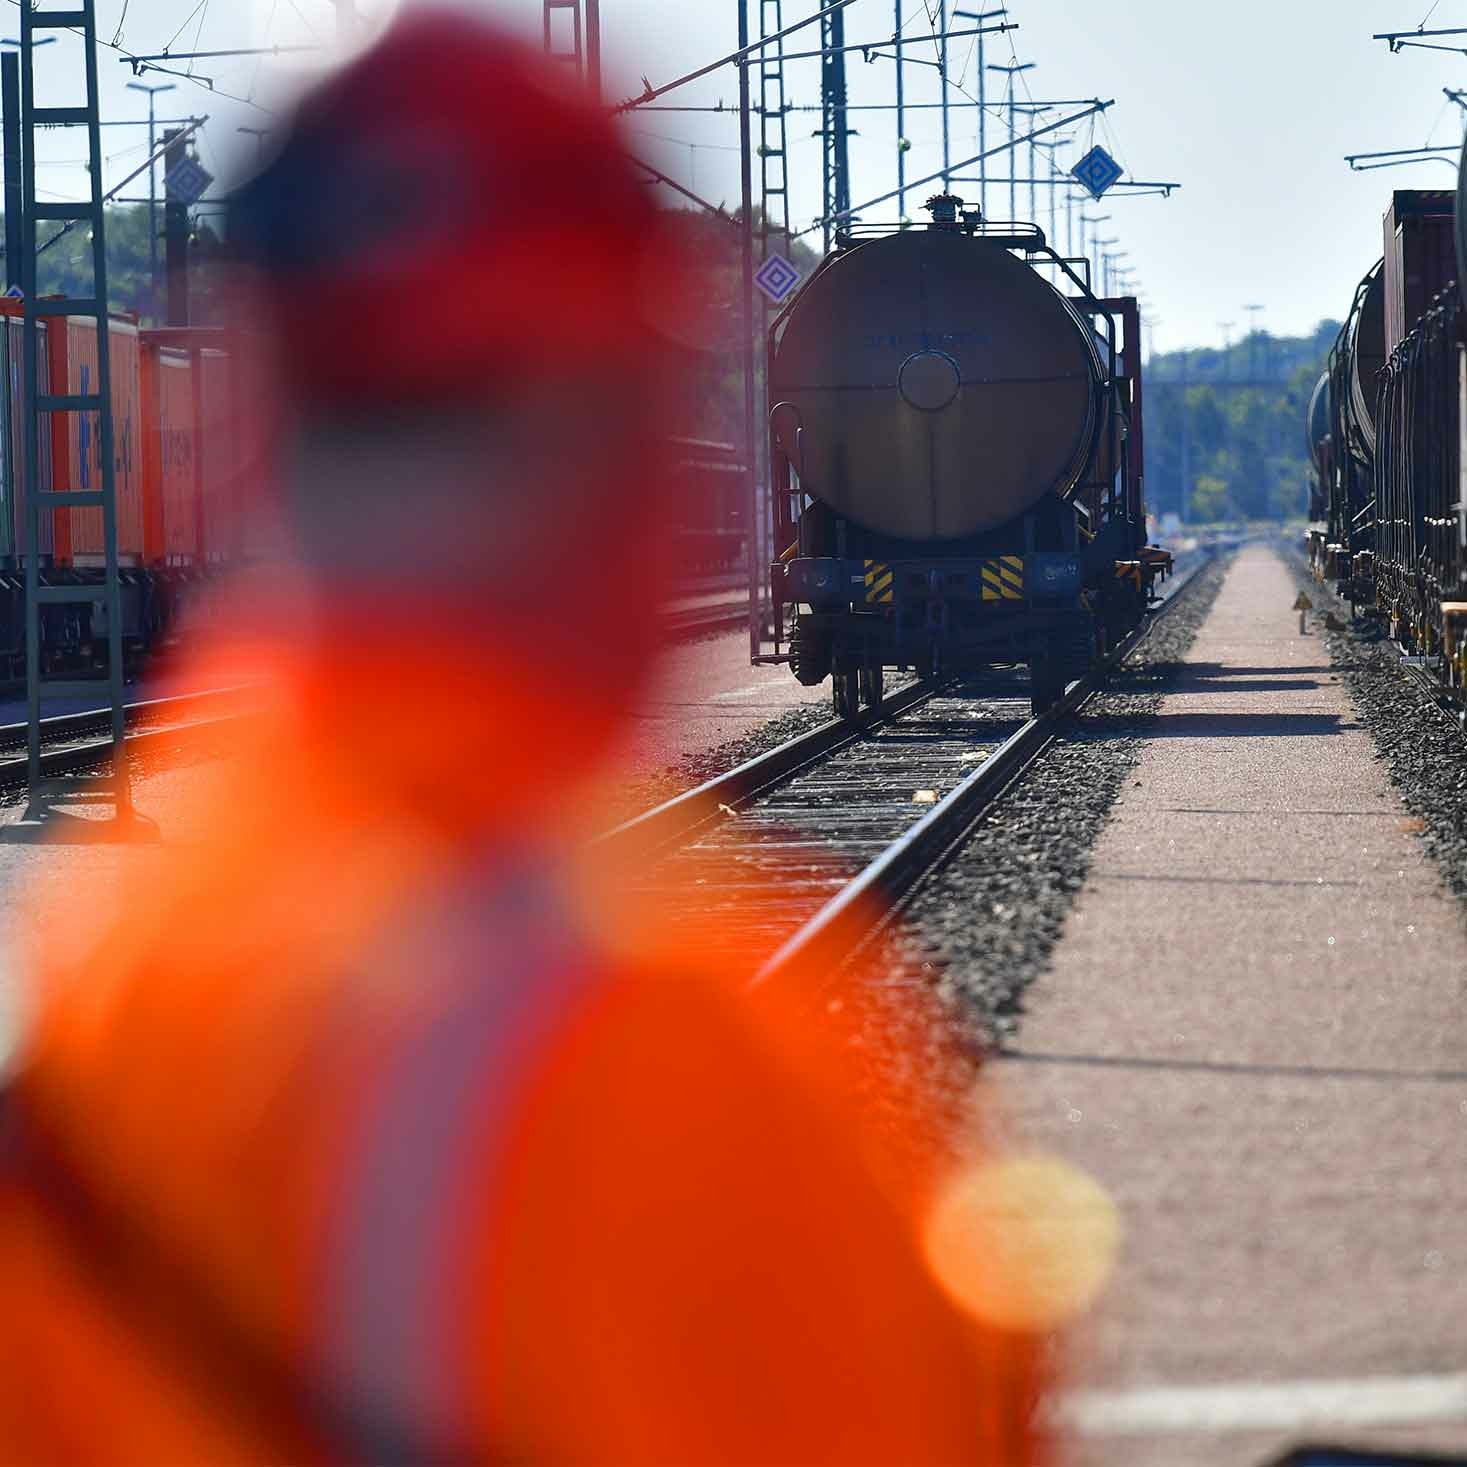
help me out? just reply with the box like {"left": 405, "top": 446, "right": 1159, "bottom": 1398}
{"left": 0, "top": 682, "right": 255, "bottom": 750}
{"left": 0, "top": 684, "right": 260, "bottom": 797}
{"left": 748, "top": 555, "right": 1212, "bottom": 992}
{"left": 595, "top": 675, "right": 943, "bottom": 859}
{"left": 659, "top": 601, "right": 755, "bottom": 638}
{"left": 0, "top": 712, "right": 241, "bottom": 792}
{"left": 1397, "top": 659, "right": 1467, "bottom": 727}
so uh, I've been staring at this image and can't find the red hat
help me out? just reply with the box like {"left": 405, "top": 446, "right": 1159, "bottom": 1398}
{"left": 230, "top": 10, "right": 671, "bottom": 412}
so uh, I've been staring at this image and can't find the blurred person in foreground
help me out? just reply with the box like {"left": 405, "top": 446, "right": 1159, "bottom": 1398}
{"left": 0, "top": 10, "right": 1079, "bottom": 1463}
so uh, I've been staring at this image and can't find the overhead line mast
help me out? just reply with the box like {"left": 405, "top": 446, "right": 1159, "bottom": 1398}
{"left": 819, "top": 0, "right": 851, "bottom": 252}
{"left": 19, "top": 0, "right": 131, "bottom": 824}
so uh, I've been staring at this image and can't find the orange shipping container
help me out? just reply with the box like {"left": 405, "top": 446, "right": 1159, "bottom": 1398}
{"left": 198, "top": 348, "right": 236, "bottom": 562}
{"left": 155, "top": 347, "right": 200, "bottom": 563}
{"left": 59, "top": 317, "right": 146, "bottom": 565}
{"left": 1, "top": 309, "right": 55, "bottom": 559}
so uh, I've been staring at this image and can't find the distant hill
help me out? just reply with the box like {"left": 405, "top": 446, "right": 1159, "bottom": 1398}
{"left": 1144, "top": 320, "right": 1338, "bottom": 523}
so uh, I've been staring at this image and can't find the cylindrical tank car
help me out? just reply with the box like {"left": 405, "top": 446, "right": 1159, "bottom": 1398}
{"left": 765, "top": 194, "right": 1167, "bottom": 717}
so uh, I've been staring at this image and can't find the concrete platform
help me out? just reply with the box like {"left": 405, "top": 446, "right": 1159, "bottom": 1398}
{"left": 1003, "top": 545, "right": 1467, "bottom": 1465}
{"left": 0, "top": 756, "right": 232, "bottom": 1073}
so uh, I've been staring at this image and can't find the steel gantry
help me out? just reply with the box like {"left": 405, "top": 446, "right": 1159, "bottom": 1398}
{"left": 543, "top": 0, "right": 601, "bottom": 98}
{"left": 19, "top": 1, "right": 131, "bottom": 821}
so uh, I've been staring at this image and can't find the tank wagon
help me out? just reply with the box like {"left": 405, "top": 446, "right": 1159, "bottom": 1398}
{"left": 1311, "top": 186, "right": 1467, "bottom": 705}
{"left": 1305, "top": 371, "right": 1332, "bottom": 526}
{"left": 0, "top": 300, "right": 246, "bottom": 679}
{"left": 765, "top": 195, "right": 1168, "bottom": 718}
{"left": 667, "top": 436, "right": 746, "bottom": 581}
{"left": 1314, "top": 259, "right": 1386, "bottom": 601}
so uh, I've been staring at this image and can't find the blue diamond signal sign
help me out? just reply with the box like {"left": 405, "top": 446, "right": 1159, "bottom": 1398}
{"left": 754, "top": 252, "right": 801, "bottom": 306}
{"left": 1071, "top": 145, "right": 1123, "bottom": 200}
{"left": 164, "top": 156, "right": 214, "bottom": 207}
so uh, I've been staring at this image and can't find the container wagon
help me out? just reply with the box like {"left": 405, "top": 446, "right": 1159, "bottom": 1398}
{"left": 1317, "top": 259, "right": 1387, "bottom": 602}
{"left": 0, "top": 300, "right": 243, "bottom": 677}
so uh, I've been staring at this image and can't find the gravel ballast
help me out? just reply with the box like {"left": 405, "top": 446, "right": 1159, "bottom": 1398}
{"left": 1284, "top": 547, "right": 1467, "bottom": 913}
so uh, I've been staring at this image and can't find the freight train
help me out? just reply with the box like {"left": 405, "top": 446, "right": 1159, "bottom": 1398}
{"left": 764, "top": 193, "right": 1170, "bottom": 717}
{"left": 0, "top": 299, "right": 246, "bottom": 678}
{"left": 668, "top": 436, "right": 746, "bottom": 581}
{"left": 1309, "top": 187, "right": 1467, "bottom": 706}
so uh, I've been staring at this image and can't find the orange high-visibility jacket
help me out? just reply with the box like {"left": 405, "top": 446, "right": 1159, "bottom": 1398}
{"left": 0, "top": 691, "right": 1045, "bottom": 1464}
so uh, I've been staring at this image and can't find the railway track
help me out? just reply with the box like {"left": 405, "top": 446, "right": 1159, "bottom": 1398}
{"left": 658, "top": 599, "right": 751, "bottom": 638}
{"left": 601, "top": 555, "right": 1210, "bottom": 991}
{"left": 0, "top": 686, "right": 257, "bottom": 795}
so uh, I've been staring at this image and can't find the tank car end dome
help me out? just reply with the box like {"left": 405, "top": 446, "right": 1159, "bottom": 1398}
{"left": 770, "top": 229, "right": 1104, "bottom": 541}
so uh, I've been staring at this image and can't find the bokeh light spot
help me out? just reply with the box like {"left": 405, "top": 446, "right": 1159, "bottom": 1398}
{"left": 923, "top": 1155, "right": 1121, "bottom": 1331}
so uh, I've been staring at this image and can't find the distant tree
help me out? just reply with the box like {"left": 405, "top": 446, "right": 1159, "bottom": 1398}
{"left": 1145, "top": 319, "right": 1337, "bottom": 523}
{"left": 669, "top": 205, "right": 822, "bottom": 446}
{"left": 0, "top": 203, "right": 229, "bottom": 323}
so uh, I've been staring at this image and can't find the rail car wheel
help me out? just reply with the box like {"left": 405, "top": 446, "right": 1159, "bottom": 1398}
{"left": 1029, "top": 660, "right": 1063, "bottom": 716}
{"left": 790, "top": 619, "right": 832, "bottom": 686}
{"left": 858, "top": 665, "right": 884, "bottom": 707}
{"left": 1030, "top": 627, "right": 1088, "bottom": 716}
{"left": 832, "top": 671, "right": 859, "bottom": 720}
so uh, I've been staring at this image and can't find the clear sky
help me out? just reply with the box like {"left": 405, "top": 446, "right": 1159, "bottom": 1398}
{"left": 20, "top": 1, "right": 1467, "bottom": 353}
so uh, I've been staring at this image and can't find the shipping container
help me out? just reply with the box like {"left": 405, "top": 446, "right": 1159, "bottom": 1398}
{"left": 1383, "top": 189, "right": 1457, "bottom": 357}
{"left": 57, "top": 315, "right": 146, "bottom": 565}
{"left": 1, "top": 310, "right": 54, "bottom": 560}
{"left": 149, "top": 345, "right": 201, "bottom": 563}
{"left": 198, "top": 347, "right": 237, "bottom": 562}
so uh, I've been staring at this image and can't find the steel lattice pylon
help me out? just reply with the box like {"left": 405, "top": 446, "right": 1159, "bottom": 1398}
{"left": 819, "top": 0, "right": 850, "bottom": 252}
{"left": 19, "top": 0, "right": 130, "bottom": 820}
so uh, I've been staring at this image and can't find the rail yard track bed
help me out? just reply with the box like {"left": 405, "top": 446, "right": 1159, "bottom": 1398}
{"left": 873, "top": 552, "right": 1231, "bottom": 1051}
{"left": 623, "top": 683, "right": 1029, "bottom": 967}
{"left": 994, "top": 544, "right": 1467, "bottom": 1466}
{"left": 0, "top": 687, "right": 261, "bottom": 809}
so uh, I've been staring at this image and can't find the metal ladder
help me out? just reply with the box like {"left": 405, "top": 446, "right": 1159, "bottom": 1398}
{"left": 20, "top": 1, "right": 131, "bottom": 820}
{"left": 754, "top": 0, "right": 791, "bottom": 632}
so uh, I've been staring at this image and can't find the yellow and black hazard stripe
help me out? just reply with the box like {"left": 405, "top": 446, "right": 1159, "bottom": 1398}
{"left": 864, "top": 559, "right": 894, "bottom": 604}
{"left": 980, "top": 555, "right": 1024, "bottom": 602}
